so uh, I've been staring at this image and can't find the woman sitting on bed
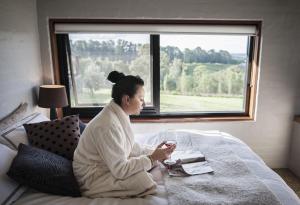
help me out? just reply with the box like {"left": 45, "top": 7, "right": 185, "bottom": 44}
{"left": 73, "top": 71, "right": 176, "bottom": 198}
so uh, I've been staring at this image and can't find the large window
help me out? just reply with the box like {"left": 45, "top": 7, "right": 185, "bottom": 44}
{"left": 52, "top": 20, "right": 261, "bottom": 121}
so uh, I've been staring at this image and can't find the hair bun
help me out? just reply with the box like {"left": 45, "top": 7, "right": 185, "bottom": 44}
{"left": 107, "top": 71, "right": 126, "bottom": 83}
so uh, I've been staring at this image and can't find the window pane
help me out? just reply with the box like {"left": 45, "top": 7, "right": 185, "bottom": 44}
{"left": 160, "top": 34, "right": 249, "bottom": 113}
{"left": 68, "top": 34, "right": 152, "bottom": 107}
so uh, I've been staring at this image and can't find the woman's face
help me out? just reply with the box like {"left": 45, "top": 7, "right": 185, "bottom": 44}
{"left": 125, "top": 85, "right": 145, "bottom": 115}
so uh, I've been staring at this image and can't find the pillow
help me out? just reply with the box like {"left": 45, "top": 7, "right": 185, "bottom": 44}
{"left": 79, "top": 120, "right": 86, "bottom": 134}
{"left": 0, "top": 144, "right": 27, "bottom": 205}
{"left": 0, "top": 113, "right": 49, "bottom": 150}
{"left": 23, "top": 115, "right": 80, "bottom": 160}
{"left": 7, "top": 143, "right": 81, "bottom": 197}
{"left": 0, "top": 103, "right": 28, "bottom": 134}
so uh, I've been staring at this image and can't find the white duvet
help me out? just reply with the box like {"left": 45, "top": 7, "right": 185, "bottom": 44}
{"left": 14, "top": 130, "right": 300, "bottom": 205}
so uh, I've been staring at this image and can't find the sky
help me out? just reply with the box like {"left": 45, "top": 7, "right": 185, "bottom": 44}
{"left": 69, "top": 33, "right": 249, "bottom": 54}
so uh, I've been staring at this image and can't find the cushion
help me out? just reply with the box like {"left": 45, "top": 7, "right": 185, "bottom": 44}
{"left": 0, "top": 103, "right": 28, "bottom": 134}
{"left": 0, "top": 113, "right": 49, "bottom": 150}
{"left": 7, "top": 143, "right": 81, "bottom": 197}
{"left": 23, "top": 115, "right": 80, "bottom": 160}
{"left": 79, "top": 120, "right": 86, "bottom": 134}
{"left": 0, "top": 144, "right": 26, "bottom": 205}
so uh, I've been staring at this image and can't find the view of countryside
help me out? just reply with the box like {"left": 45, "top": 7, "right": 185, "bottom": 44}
{"left": 69, "top": 34, "right": 249, "bottom": 113}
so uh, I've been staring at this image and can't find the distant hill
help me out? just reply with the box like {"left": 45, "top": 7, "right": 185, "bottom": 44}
{"left": 231, "top": 53, "right": 247, "bottom": 61}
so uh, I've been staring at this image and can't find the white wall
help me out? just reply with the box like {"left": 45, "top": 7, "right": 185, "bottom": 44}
{"left": 0, "top": 0, "right": 43, "bottom": 119}
{"left": 36, "top": 0, "right": 300, "bottom": 168}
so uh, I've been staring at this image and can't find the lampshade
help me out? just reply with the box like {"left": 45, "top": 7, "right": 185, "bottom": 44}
{"left": 38, "top": 85, "right": 68, "bottom": 108}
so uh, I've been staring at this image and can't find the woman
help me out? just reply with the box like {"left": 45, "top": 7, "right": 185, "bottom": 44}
{"left": 73, "top": 71, "right": 175, "bottom": 198}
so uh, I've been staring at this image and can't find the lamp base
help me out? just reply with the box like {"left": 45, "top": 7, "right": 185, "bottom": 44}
{"left": 50, "top": 108, "right": 57, "bottom": 120}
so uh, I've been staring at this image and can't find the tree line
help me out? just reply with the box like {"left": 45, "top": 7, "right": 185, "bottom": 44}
{"left": 71, "top": 39, "right": 241, "bottom": 65}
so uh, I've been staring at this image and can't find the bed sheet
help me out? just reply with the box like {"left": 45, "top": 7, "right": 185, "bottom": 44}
{"left": 14, "top": 130, "right": 299, "bottom": 205}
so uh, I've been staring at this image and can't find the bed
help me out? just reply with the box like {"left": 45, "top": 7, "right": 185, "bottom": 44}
{"left": 1, "top": 112, "right": 299, "bottom": 205}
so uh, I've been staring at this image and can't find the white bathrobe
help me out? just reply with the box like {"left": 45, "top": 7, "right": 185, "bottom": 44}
{"left": 73, "top": 100, "right": 157, "bottom": 198}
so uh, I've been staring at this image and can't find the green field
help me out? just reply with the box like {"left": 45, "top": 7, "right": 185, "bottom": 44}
{"left": 72, "top": 89, "right": 244, "bottom": 112}
{"left": 160, "top": 94, "right": 243, "bottom": 112}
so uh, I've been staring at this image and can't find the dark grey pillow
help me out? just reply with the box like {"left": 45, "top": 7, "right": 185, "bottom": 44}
{"left": 7, "top": 143, "right": 81, "bottom": 197}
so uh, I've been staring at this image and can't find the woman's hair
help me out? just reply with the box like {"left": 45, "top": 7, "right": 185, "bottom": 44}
{"left": 107, "top": 71, "right": 144, "bottom": 106}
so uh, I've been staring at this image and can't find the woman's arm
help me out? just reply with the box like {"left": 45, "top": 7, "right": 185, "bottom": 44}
{"left": 130, "top": 142, "right": 154, "bottom": 157}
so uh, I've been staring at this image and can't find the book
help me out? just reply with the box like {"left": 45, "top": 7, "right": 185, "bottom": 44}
{"left": 164, "top": 151, "right": 213, "bottom": 176}
{"left": 173, "top": 150, "right": 206, "bottom": 164}
{"left": 164, "top": 150, "right": 206, "bottom": 167}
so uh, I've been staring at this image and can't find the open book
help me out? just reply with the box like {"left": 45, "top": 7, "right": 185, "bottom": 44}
{"left": 164, "top": 151, "right": 214, "bottom": 176}
{"left": 172, "top": 150, "right": 206, "bottom": 164}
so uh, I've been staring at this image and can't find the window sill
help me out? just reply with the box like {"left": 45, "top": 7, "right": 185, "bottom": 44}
{"left": 80, "top": 115, "right": 254, "bottom": 123}
{"left": 131, "top": 116, "right": 253, "bottom": 123}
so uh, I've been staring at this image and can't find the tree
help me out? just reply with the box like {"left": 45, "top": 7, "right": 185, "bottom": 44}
{"left": 192, "top": 65, "right": 206, "bottom": 95}
{"left": 129, "top": 54, "right": 150, "bottom": 92}
{"left": 183, "top": 48, "right": 194, "bottom": 63}
{"left": 113, "top": 60, "right": 130, "bottom": 75}
{"left": 163, "top": 74, "right": 177, "bottom": 92}
{"left": 161, "top": 46, "right": 183, "bottom": 62}
{"left": 180, "top": 71, "right": 193, "bottom": 95}
{"left": 82, "top": 62, "right": 105, "bottom": 96}
{"left": 169, "top": 59, "right": 183, "bottom": 78}
{"left": 160, "top": 51, "right": 170, "bottom": 90}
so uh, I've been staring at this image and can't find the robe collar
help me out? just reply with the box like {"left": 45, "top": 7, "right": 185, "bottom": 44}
{"left": 108, "top": 100, "right": 130, "bottom": 123}
{"left": 107, "top": 100, "right": 134, "bottom": 145}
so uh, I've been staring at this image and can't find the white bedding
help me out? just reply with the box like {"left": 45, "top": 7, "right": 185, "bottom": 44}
{"left": 13, "top": 130, "right": 300, "bottom": 205}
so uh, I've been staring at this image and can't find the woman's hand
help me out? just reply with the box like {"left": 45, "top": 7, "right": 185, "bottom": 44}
{"left": 150, "top": 141, "right": 176, "bottom": 162}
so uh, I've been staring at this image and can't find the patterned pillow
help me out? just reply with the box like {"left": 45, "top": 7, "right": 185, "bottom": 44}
{"left": 23, "top": 115, "right": 80, "bottom": 160}
{"left": 7, "top": 144, "right": 81, "bottom": 197}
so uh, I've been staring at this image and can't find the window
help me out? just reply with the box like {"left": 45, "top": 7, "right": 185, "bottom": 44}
{"left": 159, "top": 34, "right": 249, "bottom": 113}
{"left": 68, "top": 34, "right": 153, "bottom": 107}
{"left": 51, "top": 20, "right": 261, "bottom": 121}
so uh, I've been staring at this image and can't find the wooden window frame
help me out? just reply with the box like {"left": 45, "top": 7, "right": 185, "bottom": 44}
{"left": 49, "top": 19, "right": 261, "bottom": 122}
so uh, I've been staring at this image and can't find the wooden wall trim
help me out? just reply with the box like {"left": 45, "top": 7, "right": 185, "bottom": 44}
{"left": 49, "top": 19, "right": 60, "bottom": 84}
{"left": 49, "top": 19, "right": 63, "bottom": 118}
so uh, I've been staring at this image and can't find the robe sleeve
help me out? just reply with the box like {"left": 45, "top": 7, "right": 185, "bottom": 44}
{"left": 92, "top": 126, "right": 152, "bottom": 180}
{"left": 130, "top": 142, "right": 154, "bottom": 157}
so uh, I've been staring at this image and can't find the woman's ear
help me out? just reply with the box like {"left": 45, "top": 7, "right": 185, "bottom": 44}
{"left": 121, "top": 95, "right": 130, "bottom": 106}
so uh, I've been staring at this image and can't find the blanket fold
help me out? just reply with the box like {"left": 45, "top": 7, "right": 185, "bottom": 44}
{"left": 163, "top": 135, "right": 282, "bottom": 205}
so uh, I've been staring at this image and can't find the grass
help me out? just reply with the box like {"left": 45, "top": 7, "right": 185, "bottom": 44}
{"left": 160, "top": 94, "right": 243, "bottom": 112}
{"left": 76, "top": 89, "right": 111, "bottom": 105}
{"left": 72, "top": 89, "right": 244, "bottom": 112}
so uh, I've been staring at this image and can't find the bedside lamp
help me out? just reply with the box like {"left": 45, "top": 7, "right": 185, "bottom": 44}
{"left": 38, "top": 85, "right": 68, "bottom": 120}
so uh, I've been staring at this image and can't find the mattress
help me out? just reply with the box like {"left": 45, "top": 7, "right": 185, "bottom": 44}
{"left": 14, "top": 130, "right": 300, "bottom": 205}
